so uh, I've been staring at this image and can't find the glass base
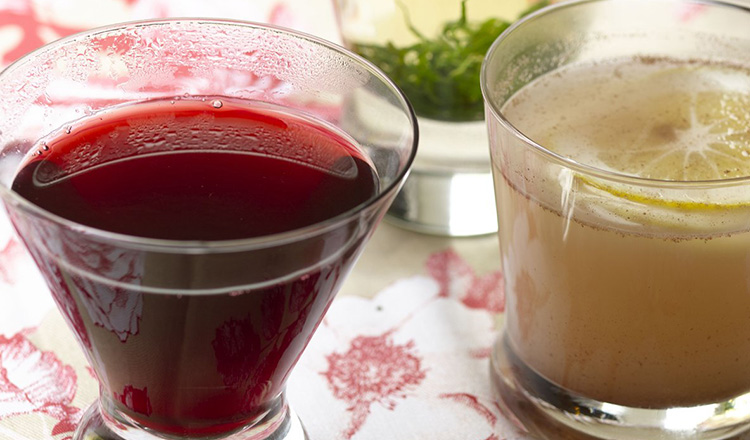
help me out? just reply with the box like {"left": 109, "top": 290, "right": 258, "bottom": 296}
{"left": 491, "top": 334, "right": 750, "bottom": 440}
{"left": 386, "top": 167, "right": 497, "bottom": 237}
{"left": 385, "top": 116, "right": 497, "bottom": 237}
{"left": 73, "top": 395, "right": 307, "bottom": 440}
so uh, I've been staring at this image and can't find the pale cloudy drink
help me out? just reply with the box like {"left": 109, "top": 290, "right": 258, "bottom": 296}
{"left": 482, "top": 1, "right": 750, "bottom": 438}
{"left": 498, "top": 58, "right": 750, "bottom": 407}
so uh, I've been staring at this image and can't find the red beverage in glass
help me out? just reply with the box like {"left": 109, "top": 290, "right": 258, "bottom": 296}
{"left": 0, "top": 19, "right": 417, "bottom": 440}
{"left": 9, "top": 97, "right": 378, "bottom": 435}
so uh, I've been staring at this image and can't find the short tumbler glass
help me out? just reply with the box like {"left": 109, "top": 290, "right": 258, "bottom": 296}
{"left": 482, "top": 1, "right": 750, "bottom": 439}
{"left": 0, "top": 20, "right": 417, "bottom": 440}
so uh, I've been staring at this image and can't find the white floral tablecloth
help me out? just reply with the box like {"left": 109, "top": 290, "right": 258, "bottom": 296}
{"left": 0, "top": 213, "right": 524, "bottom": 440}
{"left": 0, "top": 1, "right": 527, "bottom": 439}
{"left": 8, "top": 2, "right": 750, "bottom": 439}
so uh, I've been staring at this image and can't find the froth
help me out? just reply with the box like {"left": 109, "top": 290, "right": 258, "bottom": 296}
{"left": 502, "top": 57, "right": 750, "bottom": 180}
{"left": 497, "top": 57, "right": 750, "bottom": 236}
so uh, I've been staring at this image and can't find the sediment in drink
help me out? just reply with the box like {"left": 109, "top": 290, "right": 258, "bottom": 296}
{"left": 495, "top": 57, "right": 750, "bottom": 407}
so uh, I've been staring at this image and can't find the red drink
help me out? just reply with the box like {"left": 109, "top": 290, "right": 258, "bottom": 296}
{"left": 10, "top": 98, "right": 378, "bottom": 435}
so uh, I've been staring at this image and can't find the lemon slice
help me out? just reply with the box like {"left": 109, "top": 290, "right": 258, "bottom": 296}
{"left": 574, "top": 89, "right": 750, "bottom": 212}
{"left": 503, "top": 59, "right": 750, "bottom": 220}
{"left": 593, "top": 90, "right": 750, "bottom": 182}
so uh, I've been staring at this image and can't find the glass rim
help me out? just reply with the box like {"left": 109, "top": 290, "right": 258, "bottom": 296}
{"left": 0, "top": 18, "right": 419, "bottom": 252}
{"left": 480, "top": 0, "right": 750, "bottom": 190}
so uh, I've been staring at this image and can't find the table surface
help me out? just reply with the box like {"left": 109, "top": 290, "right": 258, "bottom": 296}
{"left": 0, "top": 3, "right": 517, "bottom": 440}
{"left": 1, "top": 208, "right": 516, "bottom": 440}
{"left": 4, "top": 1, "right": 750, "bottom": 439}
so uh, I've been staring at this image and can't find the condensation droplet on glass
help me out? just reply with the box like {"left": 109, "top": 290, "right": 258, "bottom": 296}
{"left": 212, "top": 100, "right": 223, "bottom": 109}
{"left": 170, "top": 100, "right": 175, "bottom": 105}
{"left": 42, "top": 143, "right": 49, "bottom": 151}
{"left": 65, "top": 126, "right": 72, "bottom": 134}
{"left": 183, "top": 93, "right": 190, "bottom": 98}
{"left": 201, "top": 97, "right": 207, "bottom": 102}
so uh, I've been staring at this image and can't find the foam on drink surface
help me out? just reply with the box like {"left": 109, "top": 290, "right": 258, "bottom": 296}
{"left": 503, "top": 58, "right": 750, "bottom": 180}
{"left": 500, "top": 57, "right": 750, "bottom": 236}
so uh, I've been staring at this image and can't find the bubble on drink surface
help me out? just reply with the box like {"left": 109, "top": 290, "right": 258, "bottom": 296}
{"left": 499, "top": 57, "right": 750, "bottom": 230}
{"left": 506, "top": 59, "right": 750, "bottom": 182}
{"left": 245, "top": 133, "right": 260, "bottom": 145}
{"left": 212, "top": 100, "right": 223, "bottom": 109}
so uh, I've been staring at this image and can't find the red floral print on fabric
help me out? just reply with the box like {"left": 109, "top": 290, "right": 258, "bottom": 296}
{"left": 13, "top": 216, "right": 144, "bottom": 344}
{"left": 114, "top": 385, "right": 152, "bottom": 417}
{"left": 0, "top": 333, "right": 82, "bottom": 436}
{"left": 212, "top": 315, "right": 264, "bottom": 391}
{"left": 0, "top": 3, "right": 85, "bottom": 66}
{"left": 71, "top": 274, "right": 143, "bottom": 344}
{"left": 469, "top": 346, "right": 493, "bottom": 359}
{"left": 439, "top": 392, "right": 497, "bottom": 425}
{"left": 212, "top": 273, "right": 324, "bottom": 414}
{"left": 32, "top": 256, "right": 93, "bottom": 351}
{"left": 426, "top": 249, "right": 505, "bottom": 313}
{"left": 323, "top": 332, "right": 426, "bottom": 438}
{"left": 61, "top": 232, "right": 144, "bottom": 343}
{"left": 0, "top": 238, "right": 24, "bottom": 285}
{"left": 677, "top": 4, "right": 707, "bottom": 22}
{"left": 268, "top": 3, "right": 298, "bottom": 29}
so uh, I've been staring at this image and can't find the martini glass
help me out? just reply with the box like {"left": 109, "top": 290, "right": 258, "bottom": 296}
{"left": 0, "top": 19, "right": 417, "bottom": 440}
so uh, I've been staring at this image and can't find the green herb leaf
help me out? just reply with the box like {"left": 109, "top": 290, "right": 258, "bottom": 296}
{"left": 354, "top": 1, "right": 549, "bottom": 121}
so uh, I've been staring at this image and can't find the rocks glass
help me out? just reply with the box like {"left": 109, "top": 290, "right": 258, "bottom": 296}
{"left": 482, "top": 1, "right": 750, "bottom": 438}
